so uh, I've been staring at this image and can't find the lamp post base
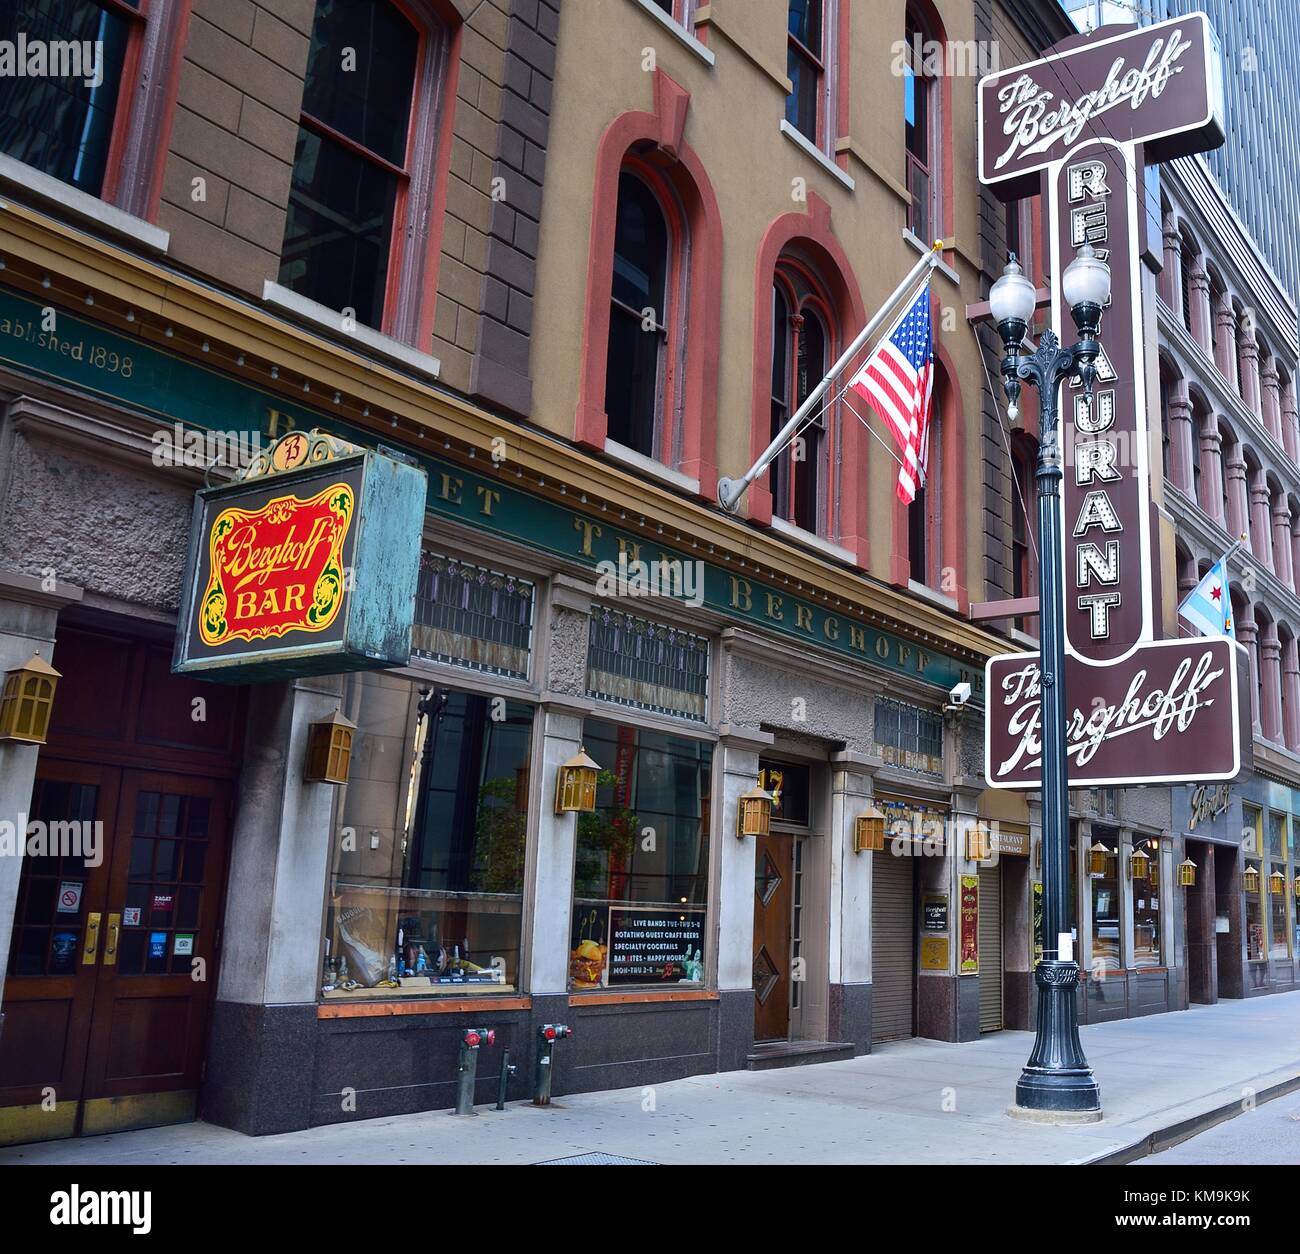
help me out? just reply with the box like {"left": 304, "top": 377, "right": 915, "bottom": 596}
{"left": 1006, "top": 1103, "right": 1103, "bottom": 1125}
{"left": 1011, "top": 959, "right": 1103, "bottom": 1116}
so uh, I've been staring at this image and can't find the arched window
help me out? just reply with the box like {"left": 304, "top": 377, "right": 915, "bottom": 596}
{"left": 1179, "top": 229, "right": 1196, "bottom": 336}
{"left": 1158, "top": 368, "right": 1172, "bottom": 483}
{"left": 605, "top": 171, "right": 672, "bottom": 459}
{"left": 904, "top": 5, "right": 939, "bottom": 242}
{"left": 279, "top": 0, "right": 450, "bottom": 337}
{"left": 1010, "top": 436, "right": 1037, "bottom": 617}
{"left": 770, "top": 260, "right": 834, "bottom": 534}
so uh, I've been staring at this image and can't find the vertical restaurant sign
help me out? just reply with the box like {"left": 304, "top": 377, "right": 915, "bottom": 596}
{"left": 978, "top": 16, "right": 1248, "bottom": 788}
{"left": 174, "top": 430, "right": 427, "bottom": 683}
{"left": 959, "top": 875, "right": 979, "bottom": 974}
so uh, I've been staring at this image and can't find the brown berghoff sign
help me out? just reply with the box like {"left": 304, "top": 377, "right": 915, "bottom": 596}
{"left": 978, "top": 16, "right": 1246, "bottom": 790}
{"left": 986, "top": 639, "right": 1249, "bottom": 788}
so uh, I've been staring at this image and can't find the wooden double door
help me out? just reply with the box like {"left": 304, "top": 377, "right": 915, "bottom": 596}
{"left": 753, "top": 831, "right": 796, "bottom": 1041}
{"left": 0, "top": 760, "right": 233, "bottom": 1141}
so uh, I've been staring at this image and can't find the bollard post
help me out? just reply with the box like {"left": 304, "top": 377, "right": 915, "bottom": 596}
{"left": 454, "top": 1027, "right": 494, "bottom": 1115}
{"left": 533, "top": 1023, "right": 571, "bottom": 1106}
{"left": 495, "top": 1049, "right": 517, "bottom": 1111}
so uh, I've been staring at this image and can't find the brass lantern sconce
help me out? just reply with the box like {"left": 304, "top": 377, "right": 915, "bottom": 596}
{"left": 1293, "top": 872, "right": 1300, "bottom": 900}
{"left": 0, "top": 653, "right": 61, "bottom": 745}
{"left": 1178, "top": 856, "right": 1197, "bottom": 888}
{"left": 966, "top": 825, "right": 993, "bottom": 862}
{"left": 1088, "top": 841, "right": 1113, "bottom": 875}
{"left": 555, "top": 747, "right": 600, "bottom": 814}
{"left": 1269, "top": 868, "right": 1287, "bottom": 895}
{"left": 1129, "top": 846, "right": 1151, "bottom": 881}
{"left": 1243, "top": 863, "right": 1261, "bottom": 895}
{"left": 853, "top": 804, "right": 886, "bottom": 853}
{"left": 305, "top": 710, "right": 357, "bottom": 784}
{"left": 737, "top": 784, "right": 774, "bottom": 838}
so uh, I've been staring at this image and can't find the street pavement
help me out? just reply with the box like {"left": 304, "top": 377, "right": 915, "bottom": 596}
{"left": 1136, "top": 1087, "right": 1300, "bottom": 1164}
{"left": 4, "top": 993, "right": 1299, "bottom": 1166}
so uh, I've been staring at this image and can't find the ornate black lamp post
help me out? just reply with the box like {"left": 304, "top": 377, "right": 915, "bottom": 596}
{"left": 990, "top": 243, "right": 1110, "bottom": 1118}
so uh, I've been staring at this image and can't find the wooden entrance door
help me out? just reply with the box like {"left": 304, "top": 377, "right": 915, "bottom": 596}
{"left": 0, "top": 765, "right": 233, "bottom": 1139}
{"left": 753, "top": 831, "right": 794, "bottom": 1041}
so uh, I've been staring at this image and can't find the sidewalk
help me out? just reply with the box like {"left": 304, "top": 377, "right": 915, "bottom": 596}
{"left": 5, "top": 993, "right": 1299, "bottom": 1165}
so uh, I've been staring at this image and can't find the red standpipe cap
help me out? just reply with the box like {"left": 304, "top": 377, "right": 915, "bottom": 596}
{"left": 465, "top": 1031, "right": 480, "bottom": 1047}
{"left": 544, "top": 1026, "right": 557, "bottom": 1040}
{"left": 485, "top": 1029, "right": 496, "bottom": 1046}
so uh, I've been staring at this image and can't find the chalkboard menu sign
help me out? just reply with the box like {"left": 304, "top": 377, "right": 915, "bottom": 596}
{"left": 606, "top": 907, "right": 705, "bottom": 985}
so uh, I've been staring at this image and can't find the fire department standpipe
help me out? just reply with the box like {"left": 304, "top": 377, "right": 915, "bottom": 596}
{"left": 533, "top": 1023, "right": 571, "bottom": 1106}
{"left": 454, "top": 1027, "right": 495, "bottom": 1115}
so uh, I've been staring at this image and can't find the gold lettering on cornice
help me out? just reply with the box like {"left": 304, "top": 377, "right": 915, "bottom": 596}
{"left": 574, "top": 517, "right": 602, "bottom": 556}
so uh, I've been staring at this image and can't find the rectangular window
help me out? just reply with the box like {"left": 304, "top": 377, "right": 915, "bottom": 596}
{"left": 1244, "top": 803, "right": 1265, "bottom": 962}
{"left": 785, "top": 0, "right": 824, "bottom": 145}
{"left": 279, "top": 0, "right": 423, "bottom": 330}
{"left": 873, "top": 697, "right": 943, "bottom": 774}
{"left": 1268, "top": 813, "right": 1290, "bottom": 959}
{"left": 587, "top": 609, "right": 709, "bottom": 721}
{"left": 0, "top": 0, "right": 138, "bottom": 197}
{"left": 322, "top": 674, "right": 532, "bottom": 999}
{"left": 569, "top": 720, "right": 712, "bottom": 991}
{"left": 1088, "top": 832, "right": 1120, "bottom": 973}
{"left": 411, "top": 553, "right": 534, "bottom": 680}
{"left": 1131, "top": 840, "right": 1162, "bottom": 968}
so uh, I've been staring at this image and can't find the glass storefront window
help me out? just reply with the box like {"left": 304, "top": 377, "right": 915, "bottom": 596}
{"left": 1089, "top": 833, "right": 1120, "bottom": 973}
{"left": 322, "top": 672, "right": 533, "bottom": 998}
{"left": 1131, "top": 840, "right": 1162, "bottom": 967}
{"left": 1244, "top": 806, "right": 1265, "bottom": 962}
{"left": 568, "top": 719, "right": 712, "bottom": 990}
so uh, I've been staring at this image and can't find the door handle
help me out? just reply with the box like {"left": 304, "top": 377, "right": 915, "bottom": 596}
{"left": 82, "top": 913, "right": 102, "bottom": 965}
{"left": 104, "top": 913, "right": 121, "bottom": 966}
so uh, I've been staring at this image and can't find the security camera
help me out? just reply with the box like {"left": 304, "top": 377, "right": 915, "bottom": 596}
{"left": 948, "top": 681, "right": 972, "bottom": 707}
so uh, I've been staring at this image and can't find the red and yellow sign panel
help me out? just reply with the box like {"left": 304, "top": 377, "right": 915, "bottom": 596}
{"left": 198, "top": 482, "right": 354, "bottom": 646}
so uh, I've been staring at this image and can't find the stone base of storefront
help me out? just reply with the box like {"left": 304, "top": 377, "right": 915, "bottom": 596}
{"left": 827, "top": 982, "right": 873, "bottom": 1054}
{"left": 201, "top": 994, "right": 752, "bottom": 1135}
{"left": 915, "top": 975, "right": 981, "bottom": 1043}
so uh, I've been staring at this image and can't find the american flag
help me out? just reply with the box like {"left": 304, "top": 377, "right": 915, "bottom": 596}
{"left": 848, "top": 283, "right": 934, "bottom": 503}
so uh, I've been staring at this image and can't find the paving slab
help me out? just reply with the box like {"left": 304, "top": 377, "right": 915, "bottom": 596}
{"left": 3, "top": 993, "right": 1298, "bottom": 1165}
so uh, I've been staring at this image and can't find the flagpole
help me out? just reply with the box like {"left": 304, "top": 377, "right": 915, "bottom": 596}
{"left": 717, "top": 240, "right": 944, "bottom": 514}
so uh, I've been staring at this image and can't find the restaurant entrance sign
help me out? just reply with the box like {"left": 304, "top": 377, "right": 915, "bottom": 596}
{"left": 978, "top": 14, "right": 1249, "bottom": 788}
{"left": 174, "top": 429, "right": 426, "bottom": 682}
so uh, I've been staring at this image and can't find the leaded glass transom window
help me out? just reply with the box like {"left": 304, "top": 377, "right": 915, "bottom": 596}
{"left": 587, "top": 609, "right": 709, "bottom": 721}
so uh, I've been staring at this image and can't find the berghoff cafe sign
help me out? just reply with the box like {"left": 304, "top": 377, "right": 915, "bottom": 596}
{"left": 174, "top": 430, "right": 426, "bottom": 682}
{"left": 979, "top": 15, "right": 1249, "bottom": 788}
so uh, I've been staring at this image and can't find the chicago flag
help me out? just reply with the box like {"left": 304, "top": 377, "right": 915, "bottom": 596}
{"left": 1178, "top": 556, "right": 1234, "bottom": 640}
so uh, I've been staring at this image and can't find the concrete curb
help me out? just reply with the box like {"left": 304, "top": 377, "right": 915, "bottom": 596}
{"left": 1083, "top": 1066, "right": 1300, "bottom": 1165}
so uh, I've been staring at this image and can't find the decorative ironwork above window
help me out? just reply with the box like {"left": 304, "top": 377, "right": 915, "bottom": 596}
{"left": 587, "top": 609, "right": 709, "bottom": 721}
{"left": 874, "top": 697, "right": 943, "bottom": 774}
{"left": 411, "top": 552, "right": 534, "bottom": 679}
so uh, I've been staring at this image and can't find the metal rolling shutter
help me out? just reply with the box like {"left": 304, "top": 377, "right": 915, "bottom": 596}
{"left": 871, "top": 853, "right": 915, "bottom": 1044}
{"left": 978, "top": 864, "right": 1003, "bottom": 1032}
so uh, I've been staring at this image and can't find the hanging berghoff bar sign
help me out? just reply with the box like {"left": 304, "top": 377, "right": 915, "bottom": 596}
{"left": 173, "top": 429, "right": 427, "bottom": 682}
{"left": 979, "top": 14, "right": 1250, "bottom": 788}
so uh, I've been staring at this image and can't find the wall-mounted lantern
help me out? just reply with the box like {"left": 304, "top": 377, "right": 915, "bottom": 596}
{"left": 305, "top": 710, "right": 357, "bottom": 784}
{"left": 853, "top": 804, "right": 886, "bottom": 853}
{"left": 1243, "top": 863, "right": 1261, "bottom": 895}
{"left": 966, "top": 825, "right": 993, "bottom": 862}
{"left": 1293, "top": 872, "right": 1300, "bottom": 900}
{"left": 1088, "top": 841, "right": 1112, "bottom": 875}
{"left": 1269, "top": 868, "right": 1287, "bottom": 895}
{"left": 1129, "top": 846, "right": 1151, "bottom": 881}
{"left": 737, "top": 784, "right": 774, "bottom": 837}
{"left": 0, "top": 653, "right": 61, "bottom": 745}
{"left": 555, "top": 747, "right": 600, "bottom": 814}
{"left": 1178, "top": 857, "right": 1198, "bottom": 888}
